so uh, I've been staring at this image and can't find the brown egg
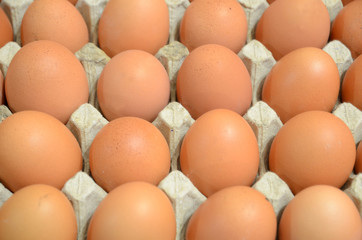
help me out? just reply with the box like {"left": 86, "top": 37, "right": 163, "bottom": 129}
{"left": 262, "top": 47, "right": 340, "bottom": 123}
{"left": 255, "top": 0, "right": 330, "bottom": 60}
{"left": 0, "top": 70, "right": 5, "bottom": 105}
{"left": 176, "top": 44, "right": 252, "bottom": 119}
{"left": 331, "top": 0, "right": 362, "bottom": 59}
{"left": 342, "top": 0, "right": 357, "bottom": 5}
{"left": 179, "top": 0, "right": 248, "bottom": 53}
{"left": 341, "top": 55, "right": 362, "bottom": 110}
{"left": 68, "top": 0, "right": 78, "bottom": 4}
{"left": 180, "top": 109, "right": 259, "bottom": 197}
{"left": 186, "top": 186, "right": 277, "bottom": 240}
{"left": 98, "top": 0, "right": 169, "bottom": 57}
{"left": 21, "top": 0, "right": 88, "bottom": 53}
{"left": 0, "top": 184, "right": 77, "bottom": 240}
{"left": 355, "top": 142, "right": 362, "bottom": 173}
{"left": 0, "top": 8, "right": 13, "bottom": 48}
{"left": 89, "top": 117, "right": 170, "bottom": 192}
{"left": 279, "top": 185, "right": 362, "bottom": 240}
{"left": 87, "top": 181, "right": 176, "bottom": 240}
{"left": 269, "top": 111, "right": 356, "bottom": 194}
{"left": 5, "top": 40, "right": 89, "bottom": 124}
{"left": 97, "top": 50, "right": 170, "bottom": 122}
{"left": 0, "top": 111, "right": 82, "bottom": 192}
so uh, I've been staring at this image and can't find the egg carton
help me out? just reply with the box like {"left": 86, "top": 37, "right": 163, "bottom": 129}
{"left": 0, "top": 0, "right": 361, "bottom": 240}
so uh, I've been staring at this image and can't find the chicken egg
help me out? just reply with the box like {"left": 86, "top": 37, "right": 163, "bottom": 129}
{"left": 0, "top": 7, "right": 13, "bottom": 48}
{"left": 180, "top": 109, "right": 259, "bottom": 197}
{"left": 262, "top": 47, "right": 340, "bottom": 123}
{"left": 89, "top": 117, "right": 170, "bottom": 192}
{"left": 0, "top": 111, "right": 83, "bottom": 192}
{"left": 0, "top": 70, "right": 4, "bottom": 105}
{"left": 87, "top": 181, "right": 176, "bottom": 240}
{"left": 21, "top": 0, "right": 89, "bottom": 53}
{"left": 341, "top": 55, "right": 362, "bottom": 110}
{"left": 269, "top": 111, "right": 356, "bottom": 194}
{"left": 278, "top": 185, "right": 362, "bottom": 240}
{"left": 186, "top": 186, "right": 277, "bottom": 240}
{"left": 176, "top": 44, "right": 252, "bottom": 119}
{"left": 98, "top": 0, "right": 169, "bottom": 57}
{"left": 0, "top": 184, "right": 77, "bottom": 240}
{"left": 355, "top": 142, "right": 362, "bottom": 173}
{"left": 255, "top": 0, "right": 330, "bottom": 60}
{"left": 179, "top": 0, "right": 248, "bottom": 53}
{"left": 5, "top": 40, "right": 89, "bottom": 124}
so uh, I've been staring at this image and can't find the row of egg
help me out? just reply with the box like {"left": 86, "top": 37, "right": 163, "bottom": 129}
{"left": 0, "top": 0, "right": 360, "bottom": 239}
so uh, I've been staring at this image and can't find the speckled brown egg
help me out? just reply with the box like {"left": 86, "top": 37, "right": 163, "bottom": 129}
{"left": 5, "top": 40, "right": 89, "bottom": 124}
{"left": 0, "top": 7, "right": 13, "bottom": 48}
{"left": 21, "top": 0, "right": 89, "bottom": 53}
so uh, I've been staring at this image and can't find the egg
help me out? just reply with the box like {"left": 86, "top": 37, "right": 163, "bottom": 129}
{"left": 87, "top": 181, "right": 176, "bottom": 240}
{"left": 255, "top": 0, "right": 330, "bottom": 60}
{"left": 97, "top": 49, "right": 170, "bottom": 122}
{"left": 262, "top": 47, "right": 340, "bottom": 123}
{"left": 180, "top": 109, "right": 259, "bottom": 197}
{"left": 278, "top": 185, "right": 362, "bottom": 240}
{"left": 330, "top": 0, "right": 362, "bottom": 59}
{"left": 5, "top": 40, "right": 89, "bottom": 124}
{"left": 89, "top": 117, "right": 170, "bottom": 192}
{"left": 186, "top": 186, "right": 277, "bottom": 240}
{"left": 0, "top": 7, "right": 13, "bottom": 48}
{"left": 0, "top": 70, "right": 4, "bottom": 105}
{"left": 179, "top": 0, "right": 248, "bottom": 53}
{"left": 0, "top": 111, "right": 83, "bottom": 192}
{"left": 341, "top": 55, "right": 362, "bottom": 110}
{"left": 269, "top": 111, "right": 356, "bottom": 194}
{"left": 176, "top": 44, "right": 252, "bottom": 119}
{"left": 68, "top": 0, "right": 78, "bottom": 4}
{"left": 21, "top": 0, "right": 88, "bottom": 53}
{"left": 98, "top": 0, "right": 169, "bottom": 57}
{"left": 0, "top": 184, "right": 77, "bottom": 240}
{"left": 355, "top": 142, "right": 362, "bottom": 173}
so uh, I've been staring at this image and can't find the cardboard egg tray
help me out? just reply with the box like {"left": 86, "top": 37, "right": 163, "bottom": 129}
{"left": 0, "top": 0, "right": 361, "bottom": 239}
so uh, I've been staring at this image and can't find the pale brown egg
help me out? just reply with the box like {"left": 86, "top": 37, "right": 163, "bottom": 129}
{"left": 0, "top": 70, "right": 4, "bottom": 105}
{"left": 89, "top": 117, "right": 170, "bottom": 192}
{"left": 255, "top": 0, "right": 330, "bottom": 60}
{"left": 269, "top": 111, "right": 356, "bottom": 194}
{"left": 331, "top": 0, "right": 362, "bottom": 59}
{"left": 262, "top": 47, "right": 340, "bottom": 123}
{"left": 68, "top": 0, "right": 78, "bottom": 4}
{"left": 355, "top": 141, "right": 362, "bottom": 173}
{"left": 97, "top": 49, "right": 170, "bottom": 122}
{"left": 5, "top": 40, "right": 89, "bottom": 124}
{"left": 180, "top": 109, "right": 259, "bottom": 197}
{"left": 98, "top": 0, "right": 169, "bottom": 57}
{"left": 176, "top": 44, "right": 252, "bottom": 119}
{"left": 87, "top": 181, "right": 176, "bottom": 240}
{"left": 0, "top": 8, "right": 13, "bottom": 48}
{"left": 341, "top": 55, "right": 362, "bottom": 110}
{"left": 0, "top": 184, "right": 77, "bottom": 240}
{"left": 279, "top": 185, "right": 362, "bottom": 240}
{"left": 186, "top": 186, "right": 277, "bottom": 240}
{"left": 21, "top": 0, "right": 88, "bottom": 53}
{"left": 179, "top": 0, "right": 248, "bottom": 53}
{"left": 0, "top": 111, "right": 82, "bottom": 192}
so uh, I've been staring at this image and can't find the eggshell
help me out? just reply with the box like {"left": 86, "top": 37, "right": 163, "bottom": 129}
{"left": 0, "top": 111, "right": 83, "bottom": 192}
{"left": 21, "top": 0, "right": 89, "bottom": 53}
{"left": 5, "top": 40, "right": 89, "bottom": 124}
{"left": 0, "top": 71, "right": 5, "bottom": 105}
{"left": 279, "top": 185, "right": 362, "bottom": 240}
{"left": 87, "top": 181, "right": 176, "bottom": 240}
{"left": 176, "top": 44, "right": 252, "bottom": 119}
{"left": 97, "top": 50, "right": 170, "bottom": 122}
{"left": 180, "top": 109, "right": 259, "bottom": 197}
{"left": 0, "top": 8, "right": 13, "bottom": 48}
{"left": 89, "top": 117, "right": 170, "bottom": 192}
{"left": 255, "top": 0, "right": 330, "bottom": 60}
{"left": 186, "top": 186, "right": 277, "bottom": 240}
{"left": 0, "top": 184, "right": 77, "bottom": 240}
{"left": 262, "top": 47, "right": 340, "bottom": 123}
{"left": 269, "top": 111, "right": 356, "bottom": 194}
{"left": 179, "top": 0, "right": 248, "bottom": 53}
{"left": 331, "top": 0, "right": 362, "bottom": 59}
{"left": 68, "top": 0, "right": 78, "bottom": 4}
{"left": 355, "top": 142, "right": 362, "bottom": 174}
{"left": 341, "top": 55, "right": 362, "bottom": 110}
{"left": 98, "top": 0, "right": 169, "bottom": 57}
